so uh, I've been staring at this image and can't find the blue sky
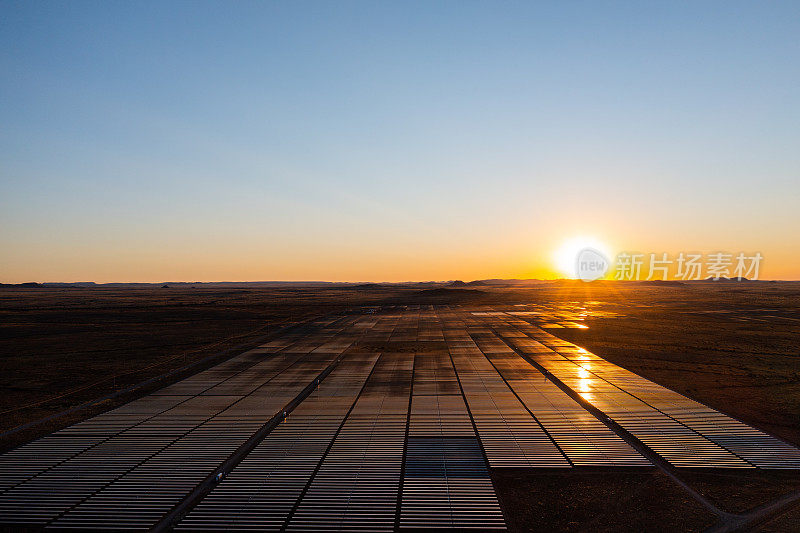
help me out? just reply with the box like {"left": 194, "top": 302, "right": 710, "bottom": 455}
{"left": 2, "top": 1, "right": 799, "bottom": 281}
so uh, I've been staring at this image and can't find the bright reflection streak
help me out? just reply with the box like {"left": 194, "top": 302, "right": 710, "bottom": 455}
{"left": 577, "top": 367, "right": 593, "bottom": 393}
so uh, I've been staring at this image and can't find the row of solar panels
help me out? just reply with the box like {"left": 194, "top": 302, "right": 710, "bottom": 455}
{"left": 475, "top": 310, "right": 800, "bottom": 469}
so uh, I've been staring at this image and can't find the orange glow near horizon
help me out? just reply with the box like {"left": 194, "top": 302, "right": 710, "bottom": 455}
{"left": 1, "top": 230, "right": 797, "bottom": 283}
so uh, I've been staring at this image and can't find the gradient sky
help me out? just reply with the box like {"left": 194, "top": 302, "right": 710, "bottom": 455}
{"left": 2, "top": 1, "right": 799, "bottom": 282}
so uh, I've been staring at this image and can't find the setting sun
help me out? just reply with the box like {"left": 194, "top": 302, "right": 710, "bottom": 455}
{"left": 553, "top": 237, "right": 612, "bottom": 279}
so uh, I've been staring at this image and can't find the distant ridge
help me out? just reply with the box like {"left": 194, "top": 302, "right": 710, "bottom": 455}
{"left": 351, "top": 283, "right": 383, "bottom": 289}
{"left": 3, "top": 278, "right": 790, "bottom": 288}
{"left": 448, "top": 280, "right": 488, "bottom": 287}
{"left": 406, "top": 288, "right": 488, "bottom": 302}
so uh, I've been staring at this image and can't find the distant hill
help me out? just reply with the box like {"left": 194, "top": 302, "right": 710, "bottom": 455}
{"left": 31, "top": 280, "right": 447, "bottom": 289}
{"left": 401, "top": 287, "right": 488, "bottom": 303}
{"left": 469, "top": 279, "right": 548, "bottom": 286}
{"left": 418, "top": 288, "right": 484, "bottom": 296}
{"left": 7, "top": 278, "right": 784, "bottom": 290}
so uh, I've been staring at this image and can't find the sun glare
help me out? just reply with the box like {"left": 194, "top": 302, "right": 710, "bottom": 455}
{"left": 552, "top": 236, "right": 611, "bottom": 278}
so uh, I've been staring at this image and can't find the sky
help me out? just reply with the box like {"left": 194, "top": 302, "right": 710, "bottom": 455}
{"left": 1, "top": 1, "right": 799, "bottom": 282}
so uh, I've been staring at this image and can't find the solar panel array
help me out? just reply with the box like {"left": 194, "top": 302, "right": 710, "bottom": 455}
{"left": 444, "top": 325, "right": 570, "bottom": 468}
{"left": 403, "top": 324, "right": 504, "bottom": 529}
{"left": 0, "top": 316, "right": 359, "bottom": 528}
{"left": 401, "top": 437, "right": 504, "bottom": 530}
{"left": 468, "top": 333, "right": 646, "bottom": 467}
{"left": 286, "top": 351, "right": 413, "bottom": 531}
{"left": 1, "top": 307, "right": 798, "bottom": 531}
{"left": 178, "top": 352, "right": 381, "bottom": 530}
{"left": 489, "top": 312, "right": 800, "bottom": 469}
{"left": 410, "top": 353, "right": 473, "bottom": 438}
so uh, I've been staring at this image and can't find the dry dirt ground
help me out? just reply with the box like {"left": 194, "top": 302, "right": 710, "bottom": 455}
{"left": 0, "top": 286, "right": 397, "bottom": 451}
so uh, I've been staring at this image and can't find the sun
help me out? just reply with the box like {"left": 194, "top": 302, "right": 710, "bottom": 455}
{"left": 552, "top": 236, "right": 612, "bottom": 279}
